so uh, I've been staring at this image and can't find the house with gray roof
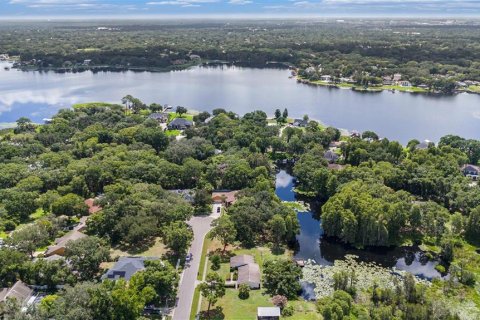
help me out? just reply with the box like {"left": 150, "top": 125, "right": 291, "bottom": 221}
{"left": 0, "top": 281, "right": 33, "bottom": 307}
{"left": 168, "top": 118, "right": 193, "bottom": 130}
{"left": 230, "top": 254, "right": 255, "bottom": 269}
{"left": 148, "top": 112, "right": 169, "bottom": 123}
{"left": 462, "top": 164, "right": 480, "bottom": 180}
{"left": 324, "top": 150, "right": 339, "bottom": 163}
{"left": 101, "top": 257, "right": 156, "bottom": 281}
{"left": 292, "top": 119, "right": 308, "bottom": 128}
{"left": 238, "top": 263, "right": 261, "bottom": 289}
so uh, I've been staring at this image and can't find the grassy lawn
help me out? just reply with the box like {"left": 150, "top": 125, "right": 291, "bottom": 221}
{"left": 110, "top": 237, "right": 167, "bottom": 259}
{"left": 287, "top": 300, "right": 322, "bottom": 320}
{"left": 200, "top": 288, "right": 274, "bottom": 320}
{"left": 190, "top": 286, "right": 201, "bottom": 320}
{"left": 168, "top": 112, "right": 194, "bottom": 122}
{"left": 165, "top": 130, "right": 181, "bottom": 137}
{"left": 382, "top": 85, "right": 427, "bottom": 93}
{"left": 468, "top": 85, "right": 480, "bottom": 93}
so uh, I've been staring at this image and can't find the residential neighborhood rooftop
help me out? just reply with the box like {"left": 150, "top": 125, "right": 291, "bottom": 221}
{"left": 0, "top": 281, "right": 33, "bottom": 306}
{"left": 230, "top": 254, "right": 255, "bottom": 269}
{"left": 101, "top": 257, "right": 157, "bottom": 281}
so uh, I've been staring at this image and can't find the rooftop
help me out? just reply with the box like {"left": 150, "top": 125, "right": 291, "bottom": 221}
{"left": 238, "top": 263, "right": 261, "bottom": 287}
{"left": 230, "top": 254, "right": 254, "bottom": 269}
{"left": 0, "top": 281, "right": 33, "bottom": 306}
{"left": 85, "top": 198, "right": 102, "bottom": 214}
{"left": 101, "top": 257, "right": 157, "bottom": 281}
{"left": 257, "top": 307, "right": 281, "bottom": 317}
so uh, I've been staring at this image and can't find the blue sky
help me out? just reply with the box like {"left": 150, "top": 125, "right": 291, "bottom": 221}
{"left": 1, "top": 0, "right": 480, "bottom": 17}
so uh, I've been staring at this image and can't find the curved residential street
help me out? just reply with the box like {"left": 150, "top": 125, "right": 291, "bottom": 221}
{"left": 172, "top": 214, "right": 215, "bottom": 320}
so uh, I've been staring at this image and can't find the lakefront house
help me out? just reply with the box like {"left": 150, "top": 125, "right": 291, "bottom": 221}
{"left": 462, "top": 164, "right": 480, "bottom": 180}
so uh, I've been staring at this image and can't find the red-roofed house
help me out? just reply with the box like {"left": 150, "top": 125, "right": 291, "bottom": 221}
{"left": 212, "top": 190, "right": 239, "bottom": 207}
{"left": 85, "top": 198, "right": 102, "bottom": 214}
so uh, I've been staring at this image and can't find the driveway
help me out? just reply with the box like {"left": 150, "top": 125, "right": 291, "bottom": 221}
{"left": 172, "top": 215, "right": 215, "bottom": 320}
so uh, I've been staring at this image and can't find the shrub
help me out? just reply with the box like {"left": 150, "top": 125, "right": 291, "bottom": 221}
{"left": 210, "top": 254, "right": 221, "bottom": 271}
{"left": 3, "top": 220, "right": 16, "bottom": 231}
{"left": 238, "top": 283, "right": 250, "bottom": 299}
{"left": 435, "top": 264, "right": 446, "bottom": 273}
{"left": 282, "top": 304, "right": 294, "bottom": 317}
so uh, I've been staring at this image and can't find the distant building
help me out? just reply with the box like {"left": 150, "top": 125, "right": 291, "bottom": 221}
{"left": 45, "top": 230, "right": 87, "bottom": 257}
{"left": 324, "top": 150, "right": 339, "bottom": 163}
{"left": 320, "top": 75, "right": 332, "bottom": 82}
{"left": 399, "top": 81, "right": 412, "bottom": 87}
{"left": 170, "top": 189, "right": 195, "bottom": 203}
{"left": 101, "top": 257, "right": 157, "bottom": 282}
{"left": 212, "top": 190, "right": 239, "bottom": 207}
{"left": 148, "top": 112, "right": 169, "bottom": 124}
{"left": 189, "top": 54, "right": 201, "bottom": 60}
{"left": 383, "top": 76, "right": 393, "bottom": 85}
{"left": 167, "top": 118, "right": 193, "bottom": 130}
{"left": 257, "top": 307, "right": 281, "bottom": 320}
{"left": 0, "top": 281, "right": 34, "bottom": 308}
{"left": 461, "top": 164, "right": 480, "bottom": 180}
{"left": 304, "top": 67, "right": 315, "bottom": 74}
{"left": 393, "top": 73, "right": 402, "bottom": 82}
{"left": 416, "top": 140, "right": 434, "bottom": 150}
{"left": 74, "top": 216, "right": 89, "bottom": 232}
{"left": 82, "top": 59, "right": 92, "bottom": 66}
{"left": 292, "top": 118, "right": 308, "bottom": 128}
{"left": 85, "top": 198, "right": 102, "bottom": 214}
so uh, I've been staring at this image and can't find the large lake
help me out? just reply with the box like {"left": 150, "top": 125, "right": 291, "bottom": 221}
{"left": 1, "top": 62, "right": 479, "bottom": 143}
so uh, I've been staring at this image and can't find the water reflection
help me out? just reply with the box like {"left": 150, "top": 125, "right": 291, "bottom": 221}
{"left": 275, "top": 169, "right": 445, "bottom": 280}
{"left": 1, "top": 62, "right": 479, "bottom": 143}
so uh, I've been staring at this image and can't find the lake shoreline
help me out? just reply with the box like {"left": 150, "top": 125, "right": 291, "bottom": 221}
{"left": 11, "top": 61, "right": 480, "bottom": 97}
{"left": 296, "top": 75, "right": 480, "bottom": 96}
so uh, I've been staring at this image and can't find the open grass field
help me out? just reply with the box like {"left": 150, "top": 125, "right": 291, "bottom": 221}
{"left": 110, "top": 237, "right": 167, "bottom": 259}
{"left": 191, "top": 237, "right": 319, "bottom": 320}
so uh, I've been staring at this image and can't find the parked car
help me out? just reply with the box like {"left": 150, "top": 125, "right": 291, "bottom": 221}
{"left": 186, "top": 252, "right": 193, "bottom": 262}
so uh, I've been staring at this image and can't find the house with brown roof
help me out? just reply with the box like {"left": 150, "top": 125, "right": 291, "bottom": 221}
{"left": 85, "top": 198, "right": 102, "bottom": 214}
{"left": 45, "top": 230, "right": 87, "bottom": 257}
{"left": 0, "top": 281, "right": 33, "bottom": 307}
{"left": 212, "top": 190, "right": 239, "bottom": 207}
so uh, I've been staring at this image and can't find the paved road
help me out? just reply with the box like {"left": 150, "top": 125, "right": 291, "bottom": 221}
{"left": 172, "top": 215, "right": 215, "bottom": 320}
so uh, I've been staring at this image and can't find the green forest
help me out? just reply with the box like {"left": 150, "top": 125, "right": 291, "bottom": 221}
{"left": 0, "top": 100, "right": 479, "bottom": 319}
{"left": 2, "top": 19, "right": 480, "bottom": 91}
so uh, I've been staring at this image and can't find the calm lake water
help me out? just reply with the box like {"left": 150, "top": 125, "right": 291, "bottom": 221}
{"left": 275, "top": 169, "right": 444, "bottom": 280}
{"left": 1, "top": 62, "right": 480, "bottom": 143}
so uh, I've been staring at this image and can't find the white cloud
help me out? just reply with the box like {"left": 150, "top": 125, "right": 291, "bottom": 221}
{"left": 147, "top": 0, "right": 218, "bottom": 5}
{"left": 229, "top": 0, "right": 253, "bottom": 5}
{"left": 9, "top": 0, "right": 138, "bottom": 11}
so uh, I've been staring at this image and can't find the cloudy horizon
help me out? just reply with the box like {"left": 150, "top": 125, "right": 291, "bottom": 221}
{"left": 1, "top": 0, "right": 480, "bottom": 18}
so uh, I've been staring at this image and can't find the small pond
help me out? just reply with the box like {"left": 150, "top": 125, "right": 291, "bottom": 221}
{"left": 274, "top": 169, "right": 445, "bottom": 280}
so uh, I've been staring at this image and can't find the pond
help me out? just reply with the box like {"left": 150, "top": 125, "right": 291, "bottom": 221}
{"left": 1, "top": 62, "right": 480, "bottom": 144}
{"left": 274, "top": 169, "right": 445, "bottom": 280}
